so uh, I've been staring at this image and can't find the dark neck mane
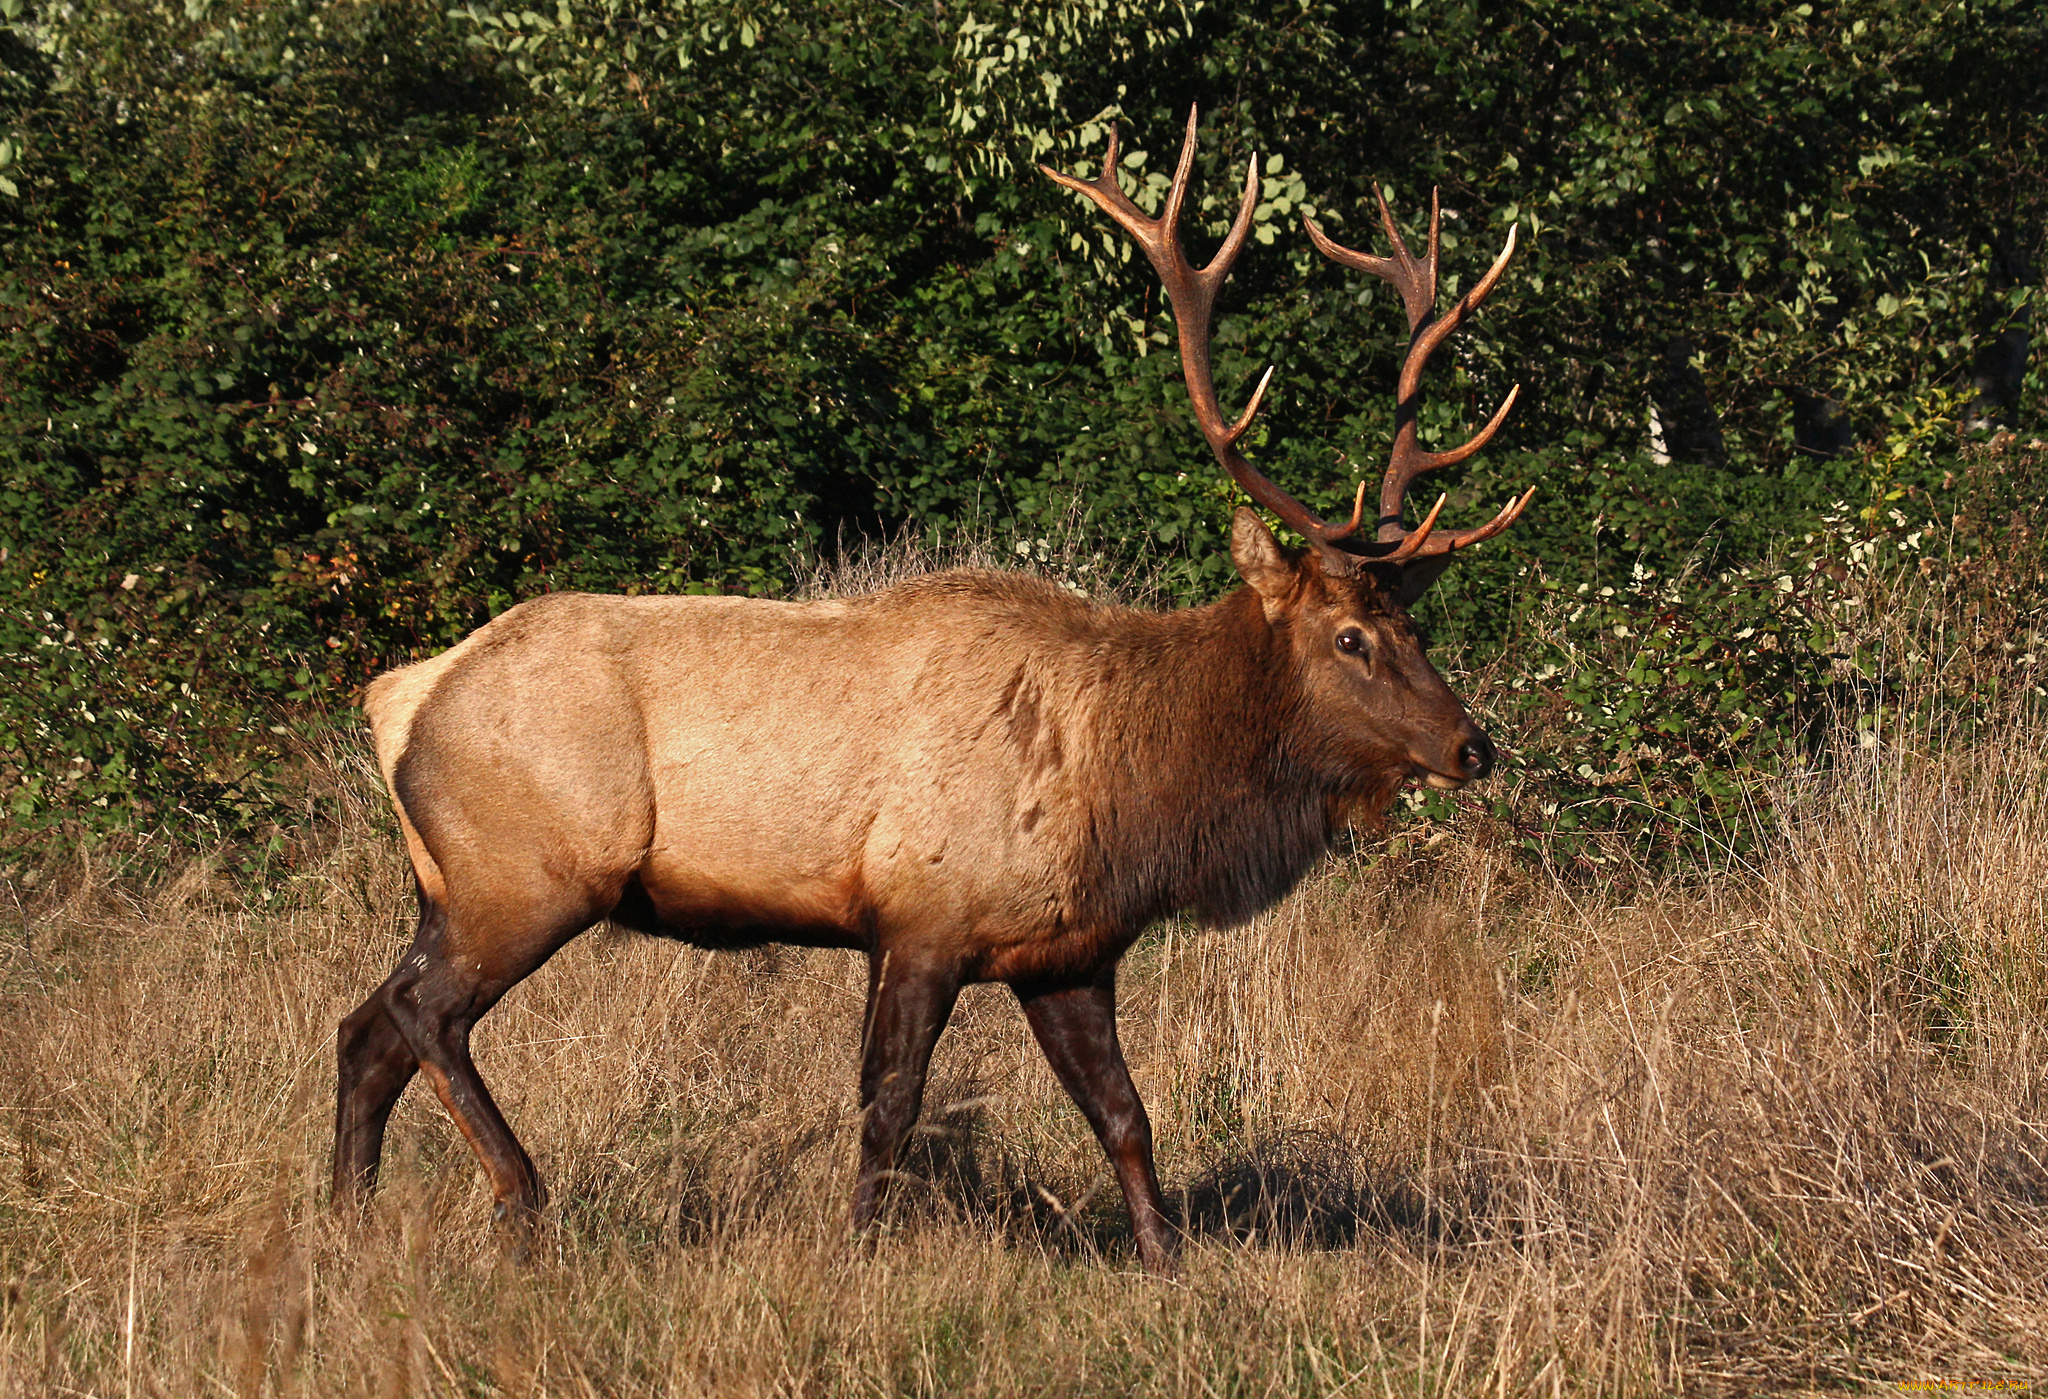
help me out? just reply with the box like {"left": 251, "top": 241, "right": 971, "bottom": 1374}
{"left": 1063, "top": 586, "right": 1346, "bottom": 931}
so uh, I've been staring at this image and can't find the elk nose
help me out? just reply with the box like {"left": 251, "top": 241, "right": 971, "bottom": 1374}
{"left": 1457, "top": 732, "right": 1496, "bottom": 781}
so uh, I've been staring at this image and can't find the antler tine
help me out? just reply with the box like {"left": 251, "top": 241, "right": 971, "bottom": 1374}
{"left": 1381, "top": 484, "right": 1536, "bottom": 564}
{"left": 1397, "top": 222, "right": 1519, "bottom": 405}
{"left": 1386, "top": 492, "right": 1448, "bottom": 558}
{"left": 1043, "top": 108, "right": 1360, "bottom": 574}
{"left": 1304, "top": 188, "right": 1451, "bottom": 542}
{"left": 1303, "top": 188, "right": 1439, "bottom": 333}
{"left": 1307, "top": 188, "right": 1531, "bottom": 561}
{"left": 1378, "top": 224, "right": 1520, "bottom": 540}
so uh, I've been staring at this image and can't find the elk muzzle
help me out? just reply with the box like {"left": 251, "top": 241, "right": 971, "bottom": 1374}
{"left": 1421, "top": 724, "right": 1496, "bottom": 790}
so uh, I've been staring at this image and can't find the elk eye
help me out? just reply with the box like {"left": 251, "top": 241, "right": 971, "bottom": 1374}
{"left": 1336, "top": 628, "right": 1368, "bottom": 658}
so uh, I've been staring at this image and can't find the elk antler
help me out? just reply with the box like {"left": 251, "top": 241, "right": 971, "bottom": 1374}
{"left": 1041, "top": 107, "right": 1367, "bottom": 577}
{"left": 1043, "top": 109, "right": 1532, "bottom": 574}
{"left": 1303, "top": 190, "right": 1535, "bottom": 563}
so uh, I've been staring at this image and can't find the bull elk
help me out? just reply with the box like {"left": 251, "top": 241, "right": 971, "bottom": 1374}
{"left": 334, "top": 107, "right": 1532, "bottom": 1272}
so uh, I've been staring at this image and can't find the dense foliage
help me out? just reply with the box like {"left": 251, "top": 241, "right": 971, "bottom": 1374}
{"left": 0, "top": 0, "right": 2042, "bottom": 866}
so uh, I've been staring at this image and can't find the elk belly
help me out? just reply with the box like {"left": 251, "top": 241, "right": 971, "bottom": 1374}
{"left": 622, "top": 858, "right": 868, "bottom": 950}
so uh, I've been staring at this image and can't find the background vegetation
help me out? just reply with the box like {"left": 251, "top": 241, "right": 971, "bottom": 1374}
{"left": 1, "top": 0, "right": 2043, "bottom": 868}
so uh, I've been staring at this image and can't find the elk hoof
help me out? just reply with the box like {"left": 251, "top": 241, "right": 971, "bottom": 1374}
{"left": 1136, "top": 1242, "right": 1180, "bottom": 1277}
{"left": 491, "top": 1198, "right": 543, "bottom": 1263}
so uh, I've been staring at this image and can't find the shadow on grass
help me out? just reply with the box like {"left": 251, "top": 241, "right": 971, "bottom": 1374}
{"left": 1175, "top": 1132, "right": 1452, "bottom": 1251}
{"left": 902, "top": 1116, "right": 1459, "bottom": 1263}
{"left": 545, "top": 1096, "right": 1472, "bottom": 1268}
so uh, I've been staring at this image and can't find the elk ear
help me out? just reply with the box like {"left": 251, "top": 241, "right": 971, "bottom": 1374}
{"left": 1230, "top": 507, "right": 1296, "bottom": 600}
{"left": 1393, "top": 555, "right": 1456, "bottom": 608}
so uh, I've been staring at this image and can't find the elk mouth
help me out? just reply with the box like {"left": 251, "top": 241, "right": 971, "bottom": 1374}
{"left": 1402, "top": 761, "right": 1470, "bottom": 792}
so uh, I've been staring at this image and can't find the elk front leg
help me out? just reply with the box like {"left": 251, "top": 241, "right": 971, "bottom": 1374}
{"left": 850, "top": 951, "right": 962, "bottom": 1234}
{"left": 1015, "top": 970, "right": 1175, "bottom": 1273}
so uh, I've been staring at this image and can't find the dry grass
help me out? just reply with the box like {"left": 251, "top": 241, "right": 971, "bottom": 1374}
{"left": 2, "top": 724, "right": 2047, "bottom": 1393}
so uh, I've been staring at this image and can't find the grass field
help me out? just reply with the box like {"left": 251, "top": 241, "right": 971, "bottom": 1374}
{"left": 3, "top": 668, "right": 2047, "bottom": 1392}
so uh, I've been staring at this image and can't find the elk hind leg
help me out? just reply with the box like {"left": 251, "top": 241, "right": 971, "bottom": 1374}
{"left": 850, "top": 951, "right": 962, "bottom": 1234}
{"left": 333, "top": 947, "right": 425, "bottom": 1210}
{"left": 375, "top": 887, "right": 591, "bottom": 1232}
{"left": 1016, "top": 971, "right": 1175, "bottom": 1272}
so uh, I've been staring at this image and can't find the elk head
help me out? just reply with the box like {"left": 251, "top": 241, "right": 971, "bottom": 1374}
{"left": 1043, "top": 108, "right": 1533, "bottom": 797}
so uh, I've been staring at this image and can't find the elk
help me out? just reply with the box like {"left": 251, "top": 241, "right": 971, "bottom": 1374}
{"left": 334, "top": 107, "right": 1532, "bottom": 1273}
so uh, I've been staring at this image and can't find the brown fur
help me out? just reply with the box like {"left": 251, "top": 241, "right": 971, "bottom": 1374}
{"left": 335, "top": 514, "right": 1497, "bottom": 1270}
